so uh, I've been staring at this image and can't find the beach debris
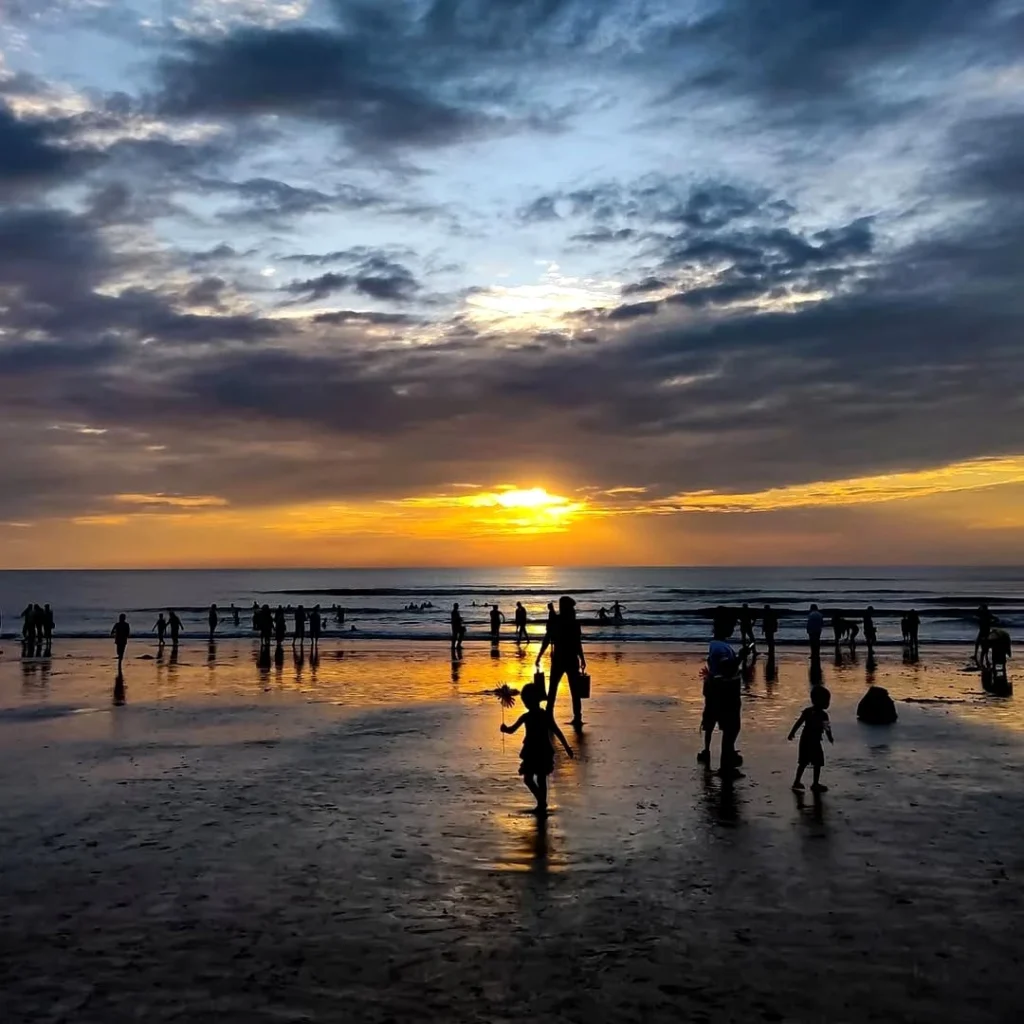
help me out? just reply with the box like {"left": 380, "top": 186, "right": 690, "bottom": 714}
{"left": 857, "top": 685, "right": 898, "bottom": 724}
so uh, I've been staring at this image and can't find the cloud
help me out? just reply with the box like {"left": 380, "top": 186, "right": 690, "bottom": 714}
{"left": 155, "top": 26, "right": 496, "bottom": 151}
{"left": 284, "top": 253, "right": 420, "bottom": 304}
{"left": 0, "top": 101, "right": 86, "bottom": 195}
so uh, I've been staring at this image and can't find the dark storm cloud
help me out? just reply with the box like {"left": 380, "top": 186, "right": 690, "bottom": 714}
{"left": 0, "top": 101, "right": 93, "bottom": 195}
{"left": 674, "top": 0, "right": 1012, "bottom": 110}
{"left": 156, "top": 27, "right": 494, "bottom": 150}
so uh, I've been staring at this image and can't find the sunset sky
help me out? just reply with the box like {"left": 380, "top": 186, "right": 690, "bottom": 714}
{"left": 1, "top": 0, "right": 1023, "bottom": 567}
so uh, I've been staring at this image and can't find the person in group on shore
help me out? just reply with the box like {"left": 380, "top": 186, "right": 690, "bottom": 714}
{"left": 310, "top": 605, "right": 322, "bottom": 649}
{"left": 987, "top": 628, "right": 1012, "bottom": 673}
{"left": 831, "top": 613, "right": 845, "bottom": 655}
{"left": 251, "top": 601, "right": 260, "bottom": 631}
{"left": 43, "top": 604, "right": 55, "bottom": 650}
{"left": 274, "top": 606, "right": 287, "bottom": 647}
{"left": 257, "top": 605, "right": 272, "bottom": 650}
{"left": 789, "top": 684, "right": 834, "bottom": 793}
{"left": 489, "top": 604, "right": 505, "bottom": 643}
{"left": 293, "top": 605, "right": 307, "bottom": 648}
{"left": 699, "top": 618, "right": 743, "bottom": 776}
{"left": 153, "top": 613, "right": 168, "bottom": 648}
{"left": 906, "top": 609, "right": 920, "bottom": 656}
{"left": 598, "top": 606, "right": 609, "bottom": 624}
{"left": 864, "top": 606, "right": 877, "bottom": 659}
{"left": 231, "top": 604, "right": 240, "bottom": 627}
{"left": 500, "top": 682, "right": 574, "bottom": 816}
{"left": 514, "top": 602, "right": 529, "bottom": 644}
{"left": 739, "top": 603, "right": 756, "bottom": 646}
{"left": 846, "top": 619, "right": 859, "bottom": 654}
{"left": 546, "top": 601, "right": 558, "bottom": 634}
{"left": 536, "top": 595, "right": 587, "bottom": 728}
{"left": 208, "top": 604, "right": 219, "bottom": 641}
{"left": 20, "top": 603, "right": 36, "bottom": 649}
{"left": 168, "top": 609, "right": 183, "bottom": 646}
{"left": 762, "top": 603, "right": 779, "bottom": 659}
{"left": 611, "top": 601, "right": 624, "bottom": 625}
{"left": 111, "top": 613, "right": 131, "bottom": 669}
{"left": 807, "top": 604, "right": 824, "bottom": 662}
{"left": 973, "top": 603, "right": 994, "bottom": 665}
{"left": 450, "top": 603, "right": 465, "bottom": 657}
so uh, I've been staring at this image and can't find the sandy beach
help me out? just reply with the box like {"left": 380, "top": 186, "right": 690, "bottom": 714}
{"left": 1, "top": 639, "right": 1021, "bottom": 1023}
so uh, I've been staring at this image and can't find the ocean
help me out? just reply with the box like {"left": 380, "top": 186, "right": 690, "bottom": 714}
{"left": 0, "top": 566, "right": 1018, "bottom": 646}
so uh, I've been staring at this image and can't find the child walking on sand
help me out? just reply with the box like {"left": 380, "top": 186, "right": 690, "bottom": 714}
{"left": 789, "top": 685, "right": 834, "bottom": 792}
{"left": 500, "top": 683, "right": 573, "bottom": 814}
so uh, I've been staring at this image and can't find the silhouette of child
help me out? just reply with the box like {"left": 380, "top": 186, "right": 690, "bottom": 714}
{"left": 789, "top": 685, "right": 834, "bottom": 792}
{"left": 500, "top": 682, "right": 573, "bottom": 815}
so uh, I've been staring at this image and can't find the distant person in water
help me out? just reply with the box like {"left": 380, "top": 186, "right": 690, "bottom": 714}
{"left": 231, "top": 604, "right": 239, "bottom": 627}
{"left": 111, "top": 613, "right": 131, "bottom": 668}
{"left": 501, "top": 682, "right": 574, "bottom": 815}
{"left": 789, "top": 684, "right": 834, "bottom": 793}
{"left": 310, "top": 605, "right": 322, "bottom": 648}
{"left": 514, "top": 602, "right": 529, "bottom": 643}
{"left": 42, "top": 604, "right": 54, "bottom": 649}
{"left": 168, "top": 609, "right": 183, "bottom": 646}
{"left": 831, "top": 613, "right": 844, "bottom": 654}
{"left": 274, "top": 606, "right": 286, "bottom": 647}
{"left": 739, "top": 603, "right": 756, "bottom": 646}
{"left": 21, "top": 603, "right": 35, "bottom": 648}
{"left": 153, "top": 613, "right": 168, "bottom": 648}
{"left": 806, "top": 604, "right": 824, "bottom": 662}
{"left": 293, "top": 605, "right": 306, "bottom": 647}
{"left": 208, "top": 604, "right": 219, "bottom": 641}
{"left": 450, "top": 603, "right": 465, "bottom": 656}
{"left": 846, "top": 619, "right": 859, "bottom": 654}
{"left": 863, "top": 607, "right": 877, "bottom": 659}
{"left": 700, "top": 618, "right": 743, "bottom": 776}
{"left": 489, "top": 604, "right": 505, "bottom": 643}
{"left": 536, "top": 595, "right": 586, "bottom": 728}
{"left": 251, "top": 602, "right": 260, "bottom": 631}
{"left": 259, "top": 605, "right": 273, "bottom": 650}
{"left": 974, "top": 604, "right": 994, "bottom": 665}
{"left": 906, "top": 609, "right": 920, "bottom": 656}
{"left": 611, "top": 601, "right": 624, "bottom": 625}
{"left": 762, "top": 603, "right": 778, "bottom": 659}
{"left": 598, "top": 607, "right": 609, "bottom": 624}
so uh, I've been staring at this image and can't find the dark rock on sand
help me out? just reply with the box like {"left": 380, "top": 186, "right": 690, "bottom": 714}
{"left": 858, "top": 685, "right": 898, "bottom": 724}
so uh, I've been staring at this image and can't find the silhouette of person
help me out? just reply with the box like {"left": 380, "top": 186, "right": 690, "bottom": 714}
{"left": 293, "top": 605, "right": 306, "bottom": 647}
{"left": 988, "top": 628, "right": 1012, "bottom": 674}
{"left": 806, "top": 604, "right": 824, "bottom": 663}
{"left": 111, "top": 614, "right": 131, "bottom": 668}
{"left": 831, "top": 613, "right": 845, "bottom": 655}
{"left": 535, "top": 595, "right": 586, "bottom": 727}
{"left": 501, "top": 682, "right": 574, "bottom": 815}
{"left": 20, "top": 603, "right": 35, "bottom": 650}
{"left": 168, "top": 609, "right": 183, "bottom": 646}
{"left": 489, "top": 604, "right": 505, "bottom": 643}
{"left": 712, "top": 605, "right": 736, "bottom": 639}
{"left": 208, "top": 604, "right": 219, "bottom": 641}
{"left": 789, "top": 685, "right": 834, "bottom": 793}
{"left": 906, "top": 609, "right": 920, "bottom": 657}
{"left": 42, "top": 604, "right": 54, "bottom": 651}
{"left": 611, "top": 601, "right": 624, "bottom": 625}
{"left": 154, "top": 613, "right": 168, "bottom": 648}
{"left": 514, "top": 601, "right": 529, "bottom": 643}
{"left": 699, "top": 618, "right": 743, "bottom": 777}
{"left": 260, "top": 604, "right": 273, "bottom": 650}
{"left": 546, "top": 602, "right": 558, "bottom": 634}
{"left": 739, "top": 603, "right": 755, "bottom": 646}
{"left": 450, "top": 603, "right": 465, "bottom": 657}
{"left": 310, "top": 605, "right": 322, "bottom": 649}
{"left": 863, "top": 606, "right": 877, "bottom": 660}
{"left": 274, "top": 606, "right": 287, "bottom": 647}
{"left": 761, "top": 603, "right": 778, "bottom": 660}
{"left": 231, "top": 604, "right": 240, "bottom": 627}
{"left": 974, "top": 603, "right": 994, "bottom": 664}
{"left": 598, "top": 607, "right": 609, "bottom": 624}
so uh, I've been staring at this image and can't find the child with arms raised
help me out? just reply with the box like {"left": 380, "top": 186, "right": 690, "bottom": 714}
{"left": 501, "top": 682, "right": 573, "bottom": 815}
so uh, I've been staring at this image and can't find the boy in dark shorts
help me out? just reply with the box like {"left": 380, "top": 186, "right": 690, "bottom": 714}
{"left": 789, "top": 685, "right": 834, "bottom": 792}
{"left": 699, "top": 621, "right": 743, "bottom": 777}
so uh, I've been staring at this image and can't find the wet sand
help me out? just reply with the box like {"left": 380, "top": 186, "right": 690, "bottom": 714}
{"left": 1, "top": 640, "right": 1022, "bottom": 1022}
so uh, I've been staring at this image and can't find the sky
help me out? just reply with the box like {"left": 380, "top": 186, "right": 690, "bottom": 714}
{"left": 1, "top": 0, "right": 1023, "bottom": 568}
